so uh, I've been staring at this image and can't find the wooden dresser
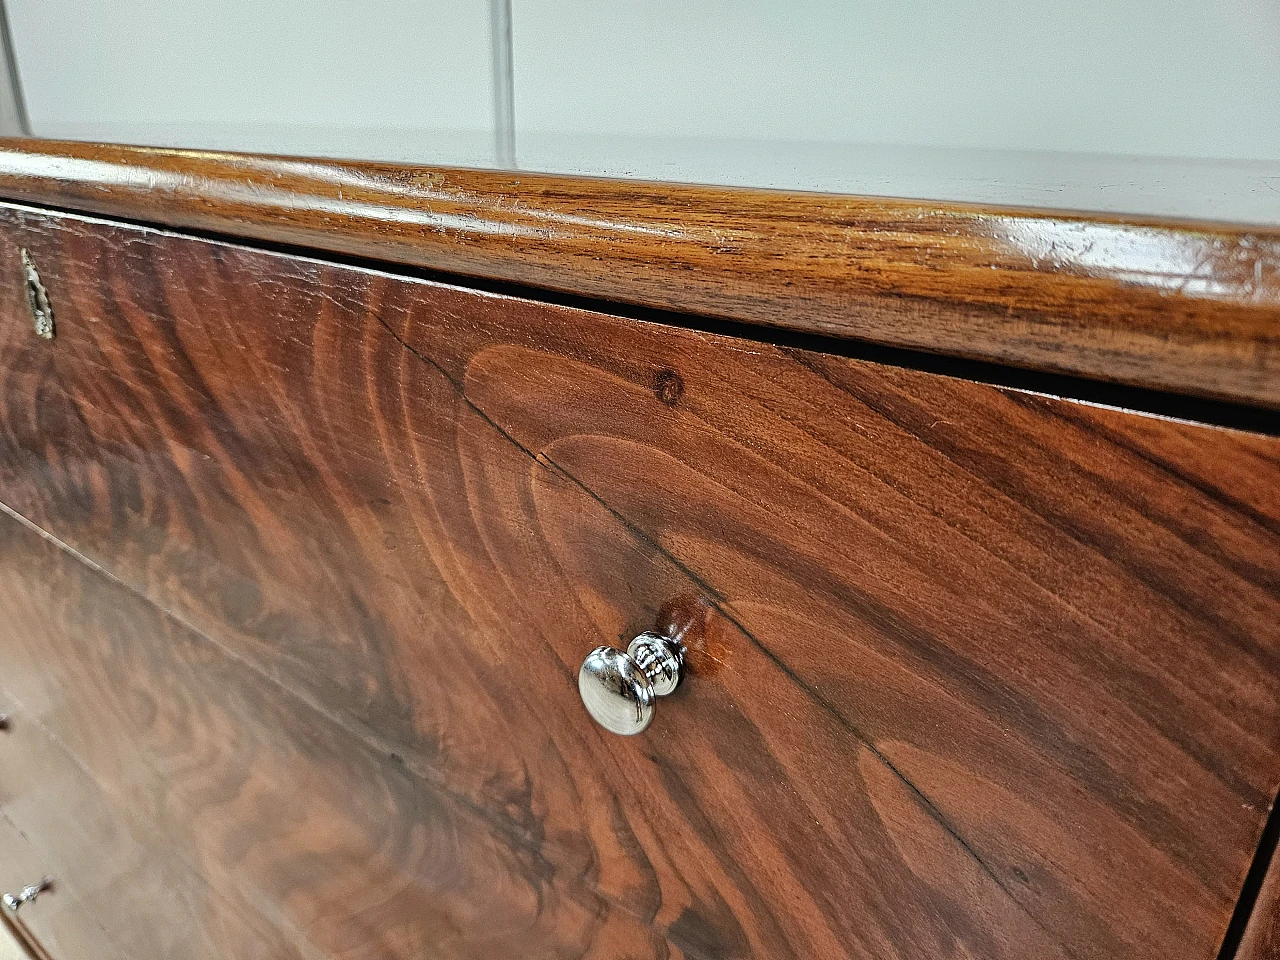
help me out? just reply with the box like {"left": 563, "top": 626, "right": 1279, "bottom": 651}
{"left": 0, "top": 139, "right": 1276, "bottom": 960}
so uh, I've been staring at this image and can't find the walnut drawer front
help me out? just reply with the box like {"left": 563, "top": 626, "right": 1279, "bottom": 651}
{"left": 0, "top": 204, "right": 1276, "bottom": 960}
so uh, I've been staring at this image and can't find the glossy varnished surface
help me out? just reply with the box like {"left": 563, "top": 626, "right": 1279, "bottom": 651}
{"left": 0, "top": 810, "right": 106, "bottom": 960}
{"left": 0, "top": 139, "right": 1276, "bottom": 407}
{"left": 0, "top": 510, "right": 674, "bottom": 959}
{"left": 0, "top": 206, "right": 1277, "bottom": 958}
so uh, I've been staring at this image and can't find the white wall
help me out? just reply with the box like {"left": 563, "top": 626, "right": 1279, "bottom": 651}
{"left": 6, "top": 0, "right": 1280, "bottom": 221}
{"left": 6, "top": 0, "right": 498, "bottom": 165}
{"left": 512, "top": 0, "right": 1280, "bottom": 161}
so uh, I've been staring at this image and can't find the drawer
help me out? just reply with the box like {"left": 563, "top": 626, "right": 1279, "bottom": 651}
{"left": 0, "top": 686, "right": 278, "bottom": 960}
{"left": 0, "top": 777, "right": 116, "bottom": 960}
{"left": 0, "top": 204, "right": 1276, "bottom": 959}
{"left": 0, "top": 505, "right": 666, "bottom": 959}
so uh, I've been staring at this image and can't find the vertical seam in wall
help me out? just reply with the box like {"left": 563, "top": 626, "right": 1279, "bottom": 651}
{"left": 0, "top": 0, "right": 28, "bottom": 136}
{"left": 489, "top": 0, "right": 516, "bottom": 168}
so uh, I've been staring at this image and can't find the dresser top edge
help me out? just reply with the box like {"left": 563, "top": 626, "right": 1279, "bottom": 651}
{"left": 0, "top": 137, "right": 1275, "bottom": 410}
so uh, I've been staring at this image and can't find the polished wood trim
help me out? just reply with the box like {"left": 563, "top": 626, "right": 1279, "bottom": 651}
{"left": 0, "top": 138, "right": 1275, "bottom": 408}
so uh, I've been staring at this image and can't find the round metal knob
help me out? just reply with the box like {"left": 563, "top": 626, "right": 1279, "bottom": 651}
{"left": 578, "top": 632, "right": 683, "bottom": 735}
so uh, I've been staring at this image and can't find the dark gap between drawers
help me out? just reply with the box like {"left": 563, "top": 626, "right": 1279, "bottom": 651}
{"left": 1218, "top": 786, "right": 1280, "bottom": 959}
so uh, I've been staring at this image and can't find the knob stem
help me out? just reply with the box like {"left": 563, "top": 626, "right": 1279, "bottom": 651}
{"left": 627, "top": 632, "right": 682, "bottom": 696}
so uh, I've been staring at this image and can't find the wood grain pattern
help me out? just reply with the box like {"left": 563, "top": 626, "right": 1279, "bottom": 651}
{"left": 0, "top": 509, "right": 679, "bottom": 960}
{"left": 0, "top": 138, "right": 1276, "bottom": 407}
{"left": 0, "top": 805, "right": 114, "bottom": 960}
{"left": 0, "top": 204, "right": 1277, "bottom": 959}
{"left": 0, "top": 686, "right": 289, "bottom": 960}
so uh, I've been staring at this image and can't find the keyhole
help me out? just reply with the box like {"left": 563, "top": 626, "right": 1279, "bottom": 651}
{"left": 20, "top": 249, "right": 54, "bottom": 340}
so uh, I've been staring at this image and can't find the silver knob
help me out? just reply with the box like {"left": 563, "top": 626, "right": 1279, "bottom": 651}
{"left": 3, "top": 878, "right": 51, "bottom": 912}
{"left": 578, "top": 632, "right": 683, "bottom": 735}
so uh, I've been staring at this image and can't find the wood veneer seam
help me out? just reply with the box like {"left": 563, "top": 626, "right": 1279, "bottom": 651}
{"left": 0, "top": 500, "right": 700, "bottom": 957}
{"left": 369, "top": 310, "right": 1074, "bottom": 953}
